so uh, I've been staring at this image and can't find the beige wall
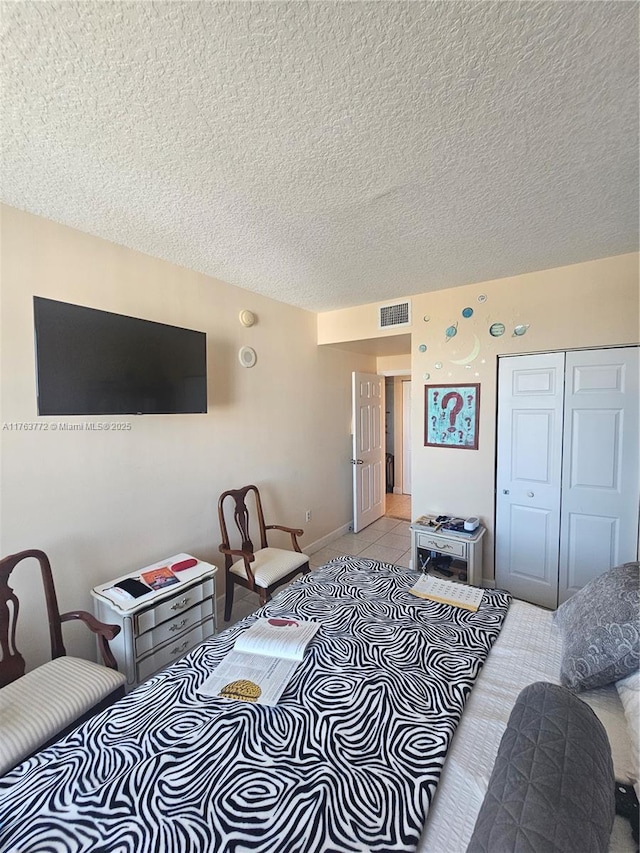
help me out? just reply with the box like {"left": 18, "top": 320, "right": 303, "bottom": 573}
{"left": 0, "top": 205, "right": 375, "bottom": 669}
{"left": 320, "top": 253, "right": 640, "bottom": 581}
{"left": 376, "top": 354, "right": 411, "bottom": 374}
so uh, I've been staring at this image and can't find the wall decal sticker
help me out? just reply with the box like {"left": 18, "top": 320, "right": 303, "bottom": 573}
{"left": 450, "top": 334, "right": 481, "bottom": 365}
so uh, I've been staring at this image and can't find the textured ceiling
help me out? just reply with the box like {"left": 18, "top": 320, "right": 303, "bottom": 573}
{"left": 2, "top": 1, "right": 638, "bottom": 312}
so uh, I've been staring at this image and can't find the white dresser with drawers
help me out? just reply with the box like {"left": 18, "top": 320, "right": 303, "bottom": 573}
{"left": 92, "top": 553, "right": 217, "bottom": 690}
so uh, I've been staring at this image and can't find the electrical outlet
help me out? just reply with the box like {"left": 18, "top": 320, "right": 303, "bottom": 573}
{"left": 305, "top": 510, "right": 312, "bottom": 522}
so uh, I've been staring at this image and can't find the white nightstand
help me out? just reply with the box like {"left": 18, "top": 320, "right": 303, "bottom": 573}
{"left": 91, "top": 553, "right": 217, "bottom": 690}
{"left": 411, "top": 524, "right": 486, "bottom": 587}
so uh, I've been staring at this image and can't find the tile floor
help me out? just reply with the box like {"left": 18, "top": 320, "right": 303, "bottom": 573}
{"left": 217, "top": 515, "right": 412, "bottom": 628}
{"left": 307, "top": 515, "right": 412, "bottom": 571}
{"left": 383, "top": 492, "right": 411, "bottom": 520}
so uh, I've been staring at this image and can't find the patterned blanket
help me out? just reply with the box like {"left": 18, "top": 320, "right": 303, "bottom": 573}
{"left": 0, "top": 558, "right": 511, "bottom": 853}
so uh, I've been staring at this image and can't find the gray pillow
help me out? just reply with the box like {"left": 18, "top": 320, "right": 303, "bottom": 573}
{"left": 467, "top": 682, "right": 615, "bottom": 853}
{"left": 553, "top": 561, "right": 639, "bottom": 692}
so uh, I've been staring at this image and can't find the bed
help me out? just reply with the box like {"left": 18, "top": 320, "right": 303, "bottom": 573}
{"left": 0, "top": 556, "right": 637, "bottom": 853}
{"left": 419, "top": 596, "right": 637, "bottom": 853}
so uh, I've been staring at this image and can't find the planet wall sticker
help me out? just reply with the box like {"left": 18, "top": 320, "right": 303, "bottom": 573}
{"left": 489, "top": 323, "right": 505, "bottom": 337}
{"left": 445, "top": 323, "right": 458, "bottom": 340}
{"left": 513, "top": 324, "right": 530, "bottom": 336}
{"left": 462, "top": 307, "right": 474, "bottom": 318}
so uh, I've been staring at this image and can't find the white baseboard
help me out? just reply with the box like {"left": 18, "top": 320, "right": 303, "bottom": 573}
{"left": 305, "top": 522, "right": 352, "bottom": 555}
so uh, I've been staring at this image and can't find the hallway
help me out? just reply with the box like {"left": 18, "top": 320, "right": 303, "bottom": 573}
{"left": 384, "top": 492, "right": 411, "bottom": 521}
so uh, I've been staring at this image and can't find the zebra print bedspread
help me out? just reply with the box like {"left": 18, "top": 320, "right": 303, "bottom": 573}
{"left": 0, "top": 557, "right": 511, "bottom": 853}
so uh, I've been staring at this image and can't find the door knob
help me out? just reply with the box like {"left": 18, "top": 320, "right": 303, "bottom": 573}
{"left": 350, "top": 459, "right": 364, "bottom": 465}
{"left": 527, "top": 491, "right": 535, "bottom": 497}
{"left": 502, "top": 489, "right": 509, "bottom": 494}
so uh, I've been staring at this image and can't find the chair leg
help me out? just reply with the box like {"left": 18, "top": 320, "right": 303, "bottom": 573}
{"left": 259, "top": 588, "right": 269, "bottom": 607}
{"left": 224, "top": 577, "right": 235, "bottom": 622}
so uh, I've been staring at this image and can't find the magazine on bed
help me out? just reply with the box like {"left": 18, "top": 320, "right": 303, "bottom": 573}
{"left": 200, "top": 617, "right": 320, "bottom": 706}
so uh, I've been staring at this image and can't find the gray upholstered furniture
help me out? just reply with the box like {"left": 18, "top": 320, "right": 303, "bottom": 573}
{"left": 467, "top": 682, "right": 616, "bottom": 853}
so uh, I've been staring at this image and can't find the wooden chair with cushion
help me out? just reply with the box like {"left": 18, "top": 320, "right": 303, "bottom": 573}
{"left": 218, "top": 484, "right": 311, "bottom": 621}
{"left": 0, "top": 549, "right": 126, "bottom": 775}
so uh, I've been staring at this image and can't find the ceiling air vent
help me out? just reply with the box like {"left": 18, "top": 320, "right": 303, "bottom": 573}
{"left": 378, "top": 301, "right": 411, "bottom": 329}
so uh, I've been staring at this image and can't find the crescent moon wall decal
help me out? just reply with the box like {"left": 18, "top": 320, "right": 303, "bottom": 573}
{"left": 450, "top": 334, "right": 481, "bottom": 365}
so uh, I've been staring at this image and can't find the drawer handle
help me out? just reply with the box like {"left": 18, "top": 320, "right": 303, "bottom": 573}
{"left": 171, "top": 597, "right": 190, "bottom": 611}
{"left": 427, "top": 540, "right": 453, "bottom": 550}
{"left": 171, "top": 640, "right": 189, "bottom": 655}
{"left": 169, "top": 619, "right": 187, "bottom": 632}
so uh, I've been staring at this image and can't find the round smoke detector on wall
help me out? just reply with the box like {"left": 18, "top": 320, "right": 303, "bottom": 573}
{"left": 238, "top": 346, "right": 257, "bottom": 368}
{"left": 239, "top": 310, "right": 256, "bottom": 327}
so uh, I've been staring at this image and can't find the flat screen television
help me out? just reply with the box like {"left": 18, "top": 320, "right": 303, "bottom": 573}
{"left": 33, "top": 297, "right": 207, "bottom": 415}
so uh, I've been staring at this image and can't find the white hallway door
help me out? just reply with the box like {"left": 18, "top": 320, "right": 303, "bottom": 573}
{"left": 496, "top": 347, "right": 639, "bottom": 609}
{"left": 352, "top": 372, "right": 385, "bottom": 533}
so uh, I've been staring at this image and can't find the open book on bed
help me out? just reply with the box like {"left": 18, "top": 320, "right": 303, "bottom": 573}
{"left": 410, "top": 575, "right": 485, "bottom": 612}
{"left": 200, "top": 617, "right": 319, "bottom": 706}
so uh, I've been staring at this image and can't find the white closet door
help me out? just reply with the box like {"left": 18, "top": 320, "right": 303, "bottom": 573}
{"left": 558, "top": 347, "right": 639, "bottom": 603}
{"left": 495, "top": 353, "right": 565, "bottom": 609}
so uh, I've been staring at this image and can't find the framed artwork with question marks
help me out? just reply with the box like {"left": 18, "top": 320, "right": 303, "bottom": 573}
{"left": 424, "top": 384, "right": 480, "bottom": 449}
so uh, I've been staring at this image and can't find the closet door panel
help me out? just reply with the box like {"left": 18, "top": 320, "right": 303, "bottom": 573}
{"left": 508, "top": 504, "right": 557, "bottom": 583}
{"left": 558, "top": 347, "right": 639, "bottom": 604}
{"left": 496, "top": 353, "right": 565, "bottom": 609}
{"left": 569, "top": 409, "right": 622, "bottom": 490}
{"left": 564, "top": 513, "right": 619, "bottom": 589}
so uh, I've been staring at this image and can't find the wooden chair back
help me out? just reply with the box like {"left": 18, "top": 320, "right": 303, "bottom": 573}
{"left": 0, "top": 550, "right": 66, "bottom": 687}
{"left": 218, "top": 484, "right": 268, "bottom": 568}
{"left": 0, "top": 549, "right": 120, "bottom": 688}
